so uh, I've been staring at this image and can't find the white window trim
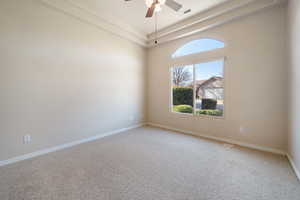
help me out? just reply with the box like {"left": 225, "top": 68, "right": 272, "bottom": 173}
{"left": 170, "top": 56, "right": 227, "bottom": 120}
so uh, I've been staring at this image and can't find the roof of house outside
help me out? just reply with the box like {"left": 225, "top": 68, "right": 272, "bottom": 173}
{"left": 196, "top": 76, "right": 223, "bottom": 88}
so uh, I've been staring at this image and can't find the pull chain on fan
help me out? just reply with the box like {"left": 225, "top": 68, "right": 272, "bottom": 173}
{"left": 155, "top": 12, "right": 158, "bottom": 44}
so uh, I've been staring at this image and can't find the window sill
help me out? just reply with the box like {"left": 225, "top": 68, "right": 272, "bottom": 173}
{"left": 171, "top": 111, "right": 225, "bottom": 120}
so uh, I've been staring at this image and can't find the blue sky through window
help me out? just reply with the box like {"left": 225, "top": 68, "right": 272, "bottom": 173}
{"left": 195, "top": 60, "right": 224, "bottom": 80}
{"left": 172, "top": 39, "right": 224, "bottom": 58}
{"left": 177, "top": 60, "right": 223, "bottom": 86}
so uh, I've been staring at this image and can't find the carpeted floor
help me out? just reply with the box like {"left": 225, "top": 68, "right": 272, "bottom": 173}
{"left": 0, "top": 126, "right": 299, "bottom": 200}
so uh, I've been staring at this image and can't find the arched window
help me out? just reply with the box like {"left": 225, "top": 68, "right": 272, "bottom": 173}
{"left": 171, "top": 38, "right": 226, "bottom": 118}
{"left": 172, "top": 39, "right": 225, "bottom": 58}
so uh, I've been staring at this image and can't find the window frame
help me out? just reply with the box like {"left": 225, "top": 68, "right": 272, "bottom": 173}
{"left": 169, "top": 39, "right": 227, "bottom": 119}
{"left": 172, "top": 38, "right": 226, "bottom": 58}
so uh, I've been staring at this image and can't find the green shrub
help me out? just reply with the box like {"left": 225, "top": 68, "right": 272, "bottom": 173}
{"left": 201, "top": 98, "right": 217, "bottom": 109}
{"left": 196, "top": 109, "right": 223, "bottom": 116}
{"left": 173, "top": 105, "right": 193, "bottom": 113}
{"left": 173, "top": 87, "right": 193, "bottom": 106}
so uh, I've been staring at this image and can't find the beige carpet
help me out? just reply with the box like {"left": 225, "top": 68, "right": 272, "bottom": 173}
{"left": 0, "top": 126, "right": 299, "bottom": 200}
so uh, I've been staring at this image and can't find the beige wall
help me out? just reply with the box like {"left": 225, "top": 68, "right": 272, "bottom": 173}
{"left": 147, "top": 5, "right": 288, "bottom": 151}
{"left": 0, "top": 0, "right": 290, "bottom": 162}
{"left": 0, "top": 0, "right": 146, "bottom": 161}
{"left": 288, "top": 0, "right": 300, "bottom": 171}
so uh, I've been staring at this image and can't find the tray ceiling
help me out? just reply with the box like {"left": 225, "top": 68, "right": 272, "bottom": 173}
{"left": 42, "top": 0, "right": 286, "bottom": 46}
{"left": 70, "top": 0, "right": 229, "bottom": 35}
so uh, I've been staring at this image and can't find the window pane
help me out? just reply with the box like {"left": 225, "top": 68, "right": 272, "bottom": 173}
{"left": 172, "top": 65, "right": 194, "bottom": 114}
{"left": 172, "top": 39, "right": 224, "bottom": 58}
{"left": 195, "top": 60, "right": 224, "bottom": 117}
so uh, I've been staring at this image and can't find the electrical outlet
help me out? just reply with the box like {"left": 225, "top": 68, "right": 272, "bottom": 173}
{"left": 23, "top": 135, "right": 31, "bottom": 144}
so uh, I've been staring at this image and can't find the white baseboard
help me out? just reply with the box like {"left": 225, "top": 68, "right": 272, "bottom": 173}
{"left": 0, "top": 122, "right": 286, "bottom": 162}
{"left": 287, "top": 154, "right": 300, "bottom": 181}
{"left": 2, "top": 122, "right": 299, "bottom": 182}
{"left": 147, "top": 122, "right": 300, "bottom": 181}
{"left": 0, "top": 123, "right": 145, "bottom": 167}
{"left": 147, "top": 122, "right": 286, "bottom": 155}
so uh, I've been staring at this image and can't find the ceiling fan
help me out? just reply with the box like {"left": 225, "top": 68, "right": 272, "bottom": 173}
{"left": 125, "top": 0, "right": 183, "bottom": 18}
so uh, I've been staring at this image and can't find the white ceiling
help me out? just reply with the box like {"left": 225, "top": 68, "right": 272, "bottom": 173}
{"left": 70, "top": 0, "right": 229, "bottom": 36}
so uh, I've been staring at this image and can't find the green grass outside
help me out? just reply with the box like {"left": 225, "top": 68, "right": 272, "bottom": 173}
{"left": 173, "top": 105, "right": 223, "bottom": 116}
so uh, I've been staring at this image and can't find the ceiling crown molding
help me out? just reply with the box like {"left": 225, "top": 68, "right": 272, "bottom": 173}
{"left": 147, "top": 0, "right": 287, "bottom": 47}
{"left": 38, "top": 0, "right": 148, "bottom": 46}
{"left": 38, "top": 0, "right": 287, "bottom": 48}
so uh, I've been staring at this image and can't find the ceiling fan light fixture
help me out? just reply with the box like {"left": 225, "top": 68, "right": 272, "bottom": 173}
{"left": 155, "top": 4, "right": 162, "bottom": 12}
{"left": 143, "top": 0, "right": 183, "bottom": 18}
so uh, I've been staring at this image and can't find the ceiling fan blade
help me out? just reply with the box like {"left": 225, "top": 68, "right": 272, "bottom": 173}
{"left": 146, "top": 3, "right": 156, "bottom": 18}
{"left": 165, "top": 0, "right": 182, "bottom": 12}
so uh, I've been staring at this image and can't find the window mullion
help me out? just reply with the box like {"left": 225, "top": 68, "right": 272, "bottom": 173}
{"left": 193, "top": 64, "right": 196, "bottom": 115}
